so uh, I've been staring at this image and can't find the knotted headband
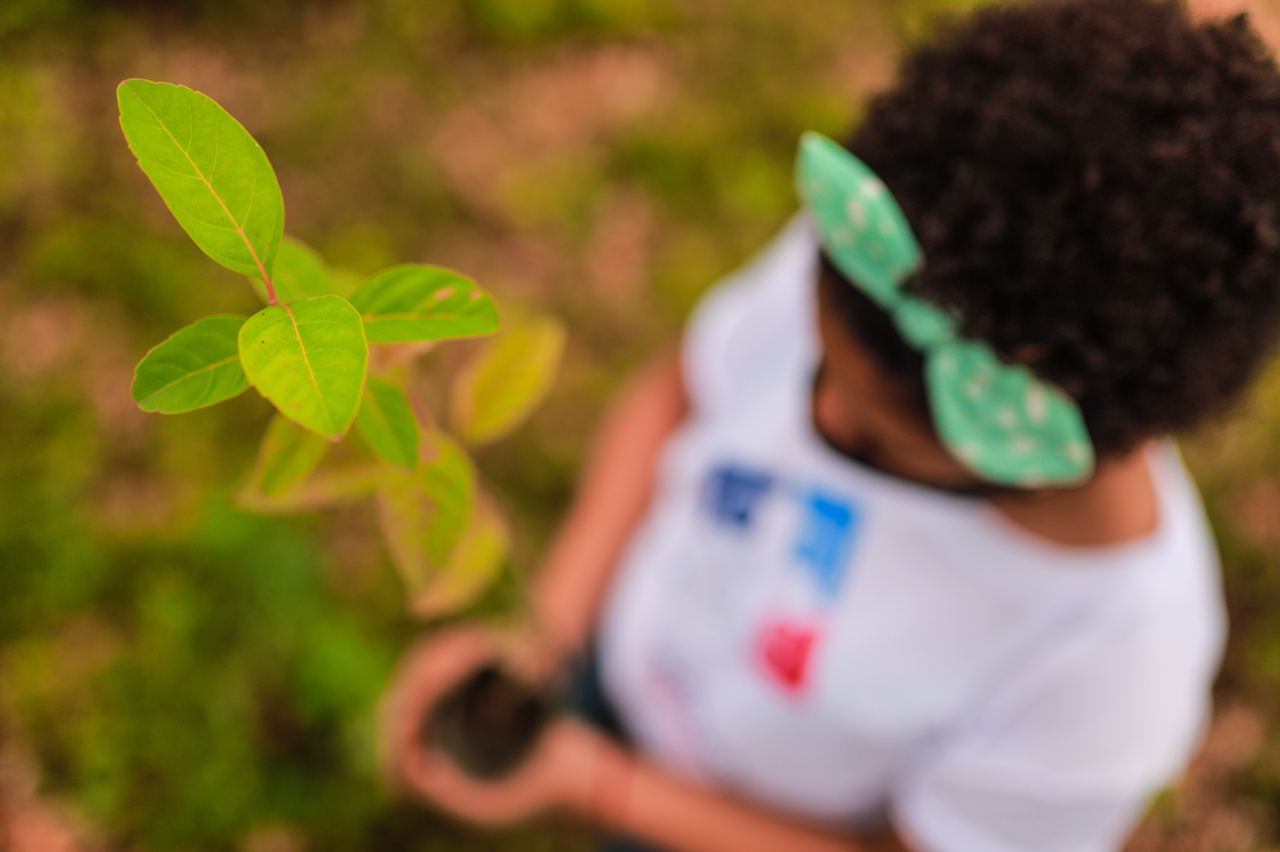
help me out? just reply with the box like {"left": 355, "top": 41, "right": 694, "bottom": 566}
{"left": 795, "top": 131, "right": 1095, "bottom": 487}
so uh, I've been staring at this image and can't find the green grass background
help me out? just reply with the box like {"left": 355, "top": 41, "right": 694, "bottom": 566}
{"left": 1, "top": 0, "right": 1278, "bottom": 848}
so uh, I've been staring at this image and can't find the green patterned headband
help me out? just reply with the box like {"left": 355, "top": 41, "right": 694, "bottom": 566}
{"left": 796, "top": 131, "right": 1095, "bottom": 487}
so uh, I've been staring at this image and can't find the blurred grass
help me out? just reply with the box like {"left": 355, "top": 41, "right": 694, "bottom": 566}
{"left": 0, "top": 0, "right": 1278, "bottom": 848}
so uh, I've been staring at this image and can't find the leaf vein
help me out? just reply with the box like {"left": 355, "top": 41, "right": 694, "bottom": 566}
{"left": 282, "top": 303, "right": 336, "bottom": 435}
{"left": 133, "top": 88, "right": 272, "bottom": 282}
{"left": 141, "top": 354, "right": 240, "bottom": 403}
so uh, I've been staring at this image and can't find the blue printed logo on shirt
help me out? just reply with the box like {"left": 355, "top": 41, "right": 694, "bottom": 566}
{"left": 704, "top": 463, "right": 775, "bottom": 530}
{"left": 793, "top": 490, "right": 861, "bottom": 598}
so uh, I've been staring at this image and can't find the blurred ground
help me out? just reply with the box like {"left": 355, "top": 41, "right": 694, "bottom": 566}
{"left": 0, "top": 0, "right": 1277, "bottom": 849}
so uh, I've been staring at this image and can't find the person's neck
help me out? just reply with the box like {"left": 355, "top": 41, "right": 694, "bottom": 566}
{"left": 989, "top": 441, "right": 1161, "bottom": 548}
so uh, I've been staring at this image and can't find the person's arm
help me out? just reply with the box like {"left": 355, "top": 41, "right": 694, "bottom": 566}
{"left": 578, "top": 728, "right": 912, "bottom": 852}
{"left": 531, "top": 349, "right": 689, "bottom": 660}
{"left": 392, "top": 705, "right": 910, "bottom": 852}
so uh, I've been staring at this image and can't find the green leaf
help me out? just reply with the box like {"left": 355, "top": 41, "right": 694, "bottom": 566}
{"left": 238, "top": 463, "right": 383, "bottom": 515}
{"left": 238, "top": 295, "right": 368, "bottom": 440}
{"left": 241, "top": 414, "right": 330, "bottom": 498}
{"left": 331, "top": 268, "right": 363, "bottom": 298}
{"left": 117, "top": 79, "right": 284, "bottom": 278}
{"left": 132, "top": 315, "right": 250, "bottom": 413}
{"left": 450, "top": 315, "right": 566, "bottom": 445}
{"left": 350, "top": 265, "right": 499, "bottom": 344}
{"left": 250, "top": 236, "right": 333, "bottom": 304}
{"left": 376, "top": 432, "right": 475, "bottom": 595}
{"left": 235, "top": 418, "right": 382, "bottom": 513}
{"left": 410, "top": 494, "right": 509, "bottom": 618}
{"left": 356, "top": 377, "right": 420, "bottom": 470}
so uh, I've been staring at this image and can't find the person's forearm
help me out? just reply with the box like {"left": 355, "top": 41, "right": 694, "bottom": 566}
{"left": 578, "top": 745, "right": 908, "bottom": 852}
{"left": 533, "top": 351, "right": 689, "bottom": 658}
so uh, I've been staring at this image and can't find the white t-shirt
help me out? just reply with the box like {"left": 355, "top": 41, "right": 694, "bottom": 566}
{"left": 597, "top": 215, "right": 1227, "bottom": 852}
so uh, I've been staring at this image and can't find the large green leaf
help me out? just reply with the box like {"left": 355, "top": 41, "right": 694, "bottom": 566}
{"left": 117, "top": 79, "right": 284, "bottom": 279}
{"left": 376, "top": 432, "right": 475, "bottom": 595}
{"left": 356, "top": 377, "right": 420, "bottom": 470}
{"left": 132, "top": 315, "right": 250, "bottom": 413}
{"left": 410, "top": 494, "right": 509, "bottom": 618}
{"left": 238, "top": 295, "right": 368, "bottom": 440}
{"left": 250, "top": 236, "right": 333, "bottom": 304}
{"left": 450, "top": 315, "right": 566, "bottom": 445}
{"left": 350, "top": 265, "right": 499, "bottom": 344}
{"left": 241, "top": 414, "right": 330, "bottom": 498}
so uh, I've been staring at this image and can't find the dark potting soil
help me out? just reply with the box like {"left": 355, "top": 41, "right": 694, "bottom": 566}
{"left": 426, "top": 662, "right": 551, "bottom": 780}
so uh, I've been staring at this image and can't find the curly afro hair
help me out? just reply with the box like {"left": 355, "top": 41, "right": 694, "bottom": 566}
{"left": 820, "top": 0, "right": 1280, "bottom": 459}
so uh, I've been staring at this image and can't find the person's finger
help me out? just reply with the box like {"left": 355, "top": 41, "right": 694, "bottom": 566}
{"left": 404, "top": 747, "right": 546, "bottom": 825}
{"left": 498, "top": 623, "right": 561, "bottom": 686}
{"left": 390, "top": 629, "right": 493, "bottom": 742}
{"left": 379, "top": 627, "right": 500, "bottom": 782}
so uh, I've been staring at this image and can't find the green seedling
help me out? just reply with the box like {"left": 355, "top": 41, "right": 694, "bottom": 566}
{"left": 119, "top": 79, "right": 565, "bottom": 615}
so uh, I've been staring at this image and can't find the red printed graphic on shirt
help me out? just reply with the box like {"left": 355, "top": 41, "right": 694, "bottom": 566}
{"left": 756, "top": 619, "right": 820, "bottom": 695}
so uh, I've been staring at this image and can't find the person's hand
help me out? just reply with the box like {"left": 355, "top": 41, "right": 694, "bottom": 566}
{"left": 379, "top": 624, "right": 619, "bottom": 826}
{"left": 401, "top": 715, "right": 623, "bottom": 826}
{"left": 380, "top": 625, "right": 512, "bottom": 789}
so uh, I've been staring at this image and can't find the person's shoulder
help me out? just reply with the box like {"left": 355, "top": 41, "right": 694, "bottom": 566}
{"left": 1070, "top": 442, "right": 1225, "bottom": 721}
{"left": 681, "top": 213, "right": 819, "bottom": 414}
{"left": 890, "top": 566, "right": 1222, "bottom": 852}
{"left": 992, "top": 542, "right": 1225, "bottom": 793}
{"left": 1123, "top": 438, "right": 1227, "bottom": 667}
{"left": 685, "top": 212, "right": 816, "bottom": 339}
